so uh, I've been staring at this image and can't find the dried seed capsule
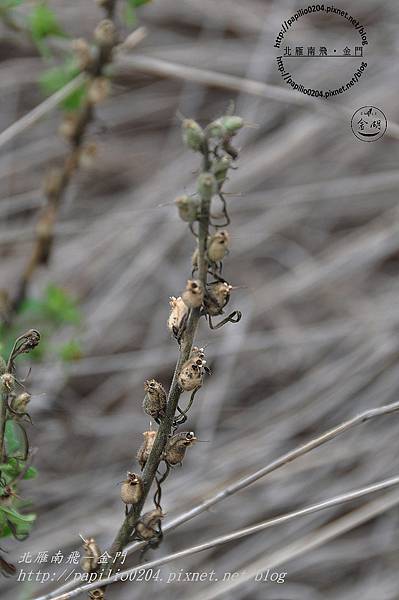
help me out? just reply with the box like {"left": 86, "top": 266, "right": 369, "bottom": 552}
{"left": 190, "top": 346, "right": 205, "bottom": 360}
{"left": 181, "top": 279, "right": 204, "bottom": 309}
{"left": 205, "top": 281, "right": 232, "bottom": 315}
{"left": 11, "top": 392, "right": 31, "bottom": 414}
{"left": 219, "top": 115, "right": 244, "bottom": 135}
{"left": 178, "top": 356, "right": 206, "bottom": 391}
{"left": 79, "top": 142, "right": 98, "bottom": 169}
{"left": 135, "top": 508, "right": 164, "bottom": 540}
{"left": 80, "top": 536, "right": 101, "bottom": 573}
{"left": 197, "top": 172, "right": 217, "bottom": 202}
{"left": 212, "top": 155, "right": 233, "bottom": 185}
{"left": 89, "top": 591, "right": 104, "bottom": 600}
{"left": 207, "top": 230, "right": 230, "bottom": 263}
{"left": 137, "top": 429, "right": 157, "bottom": 470}
{"left": 120, "top": 472, "right": 144, "bottom": 506}
{"left": 143, "top": 379, "right": 167, "bottom": 421}
{"left": 182, "top": 119, "right": 204, "bottom": 152}
{"left": 167, "top": 296, "right": 189, "bottom": 336}
{"left": 163, "top": 431, "right": 197, "bottom": 466}
{"left": 175, "top": 195, "right": 198, "bottom": 223}
{"left": 72, "top": 38, "right": 93, "bottom": 70}
{"left": 94, "top": 19, "right": 117, "bottom": 47}
{"left": 0, "top": 374, "right": 15, "bottom": 393}
{"left": 88, "top": 77, "right": 111, "bottom": 104}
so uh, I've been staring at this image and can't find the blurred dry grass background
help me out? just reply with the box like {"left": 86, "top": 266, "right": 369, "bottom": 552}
{"left": 2, "top": 0, "right": 399, "bottom": 598}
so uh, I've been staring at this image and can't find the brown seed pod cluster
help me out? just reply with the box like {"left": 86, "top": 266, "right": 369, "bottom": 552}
{"left": 182, "top": 279, "right": 204, "bottom": 309}
{"left": 120, "top": 472, "right": 144, "bottom": 507}
{"left": 143, "top": 379, "right": 167, "bottom": 421}
{"left": 137, "top": 429, "right": 157, "bottom": 470}
{"left": 135, "top": 508, "right": 165, "bottom": 541}
{"left": 163, "top": 431, "right": 197, "bottom": 466}
{"left": 80, "top": 536, "right": 101, "bottom": 573}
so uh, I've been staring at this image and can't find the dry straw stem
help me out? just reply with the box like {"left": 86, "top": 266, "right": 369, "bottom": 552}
{"left": 6, "top": 0, "right": 122, "bottom": 321}
{"left": 34, "top": 398, "right": 399, "bottom": 600}
{"left": 44, "top": 475, "right": 399, "bottom": 600}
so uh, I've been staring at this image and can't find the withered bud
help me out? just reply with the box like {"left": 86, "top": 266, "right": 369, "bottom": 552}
{"left": 94, "top": 19, "right": 117, "bottom": 47}
{"left": 163, "top": 431, "right": 197, "bottom": 466}
{"left": 11, "top": 392, "right": 31, "bottom": 414}
{"left": 79, "top": 142, "right": 98, "bottom": 169}
{"left": 143, "top": 379, "right": 167, "bottom": 421}
{"left": 58, "top": 113, "right": 79, "bottom": 142}
{"left": 44, "top": 168, "right": 63, "bottom": 199}
{"left": 72, "top": 38, "right": 93, "bottom": 71}
{"left": 80, "top": 536, "right": 101, "bottom": 573}
{"left": 0, "top": 374, "right": 15, "bottom": 393}
{"left": 167, "top": 296, "right": 189, "bottom": 337}
{"left": 13, "top": 330, "right": 41, "bottom": 357}
{"left": 205, "top": 281, "right": 232, "bottom": 315}
{"left": 120, "top": 472, "right": 144, "bottom": 505}
{"left": 178, "top": 356, "right": 206, "bottom": 391}
{"left": 182, "top": 279, "right": 204, "bottom": 309}
{"left": 197, "top": 172, "right": 217, "bottom": 202}
{"left": 207, "top": 230, "right": 230, "bottom": 263}
{"left": 137, "top": 429, "right": 157, "bottom": 470}
{"left": 88, "top": 77, "right": 111, "bottom": 105}
{"left": 182, "top": 119, "right": 204, "bottom": 152}
{"left": 212, "top": 155, "right": 232, "bottom": 184}
{"left": 175, "top": 195, "right": 198, "bottom": 223}
{"left": 135, "top": 508, "right": 164, "bottom": 540}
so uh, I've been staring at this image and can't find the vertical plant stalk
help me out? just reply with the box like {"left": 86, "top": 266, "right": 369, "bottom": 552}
{"left": 0, "top": 392, "right": 7, "bottom": 462}
{"left": 105, "top": 141, "right": 212, "bottom": 562}
{"left": 7, "top": 1, "right": 120, "bottom": 323}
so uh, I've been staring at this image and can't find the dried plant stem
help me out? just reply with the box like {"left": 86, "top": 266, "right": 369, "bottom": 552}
{"left": 34, "top": 398, "right": 399, "bottom": 600}
{"left": 44, "top": 475, "right": 399, "bottom": 600}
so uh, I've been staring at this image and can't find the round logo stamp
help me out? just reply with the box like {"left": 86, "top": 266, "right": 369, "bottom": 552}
{"left": 351, "top": 106, "right": 387, "bottom": 142}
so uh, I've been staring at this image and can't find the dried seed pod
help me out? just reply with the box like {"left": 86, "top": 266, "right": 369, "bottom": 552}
{"left": 175, "top": 195, "right": 199, "bottom": 223}
{"left": 181, "top": 279, "right": 204, "bottom": 309}
{"left": 88, "top": 77, "right": 111, "bottom": 104}
{"left": 10, "top": 392, "right": 31, "bottom": 414}
{"left": 58, "top": 113, "right": 79, "bottom": 142}
{"left": 178, "top": 356, "right": 206, "bottom": 391}
{"left": 72, "top": 38, "right": 93, "bottom": 70}
{"left": 212, "top": 155, "right": 232, "bottom": 184}
{"left": 205, "top": 281, "right": 232, "bottom": 316}
{"left": 182, "top": 119, "right": 204, "bottom": 152}
{"left": 143, "top": 379, "right": 167, "bottom": 421}
{"left": 167, "top": 296, "right": 189, "bottom": 337}
{"left": 80, "top": 536, "right": 101, "bottom": 573}
{"left": 219, "top": 115, "right": 244, "bottom": 135}
{"left": 137, "top": 429, "right": 157, "bottom": 470}
{"left": 207, "top": 230, "right": 230, "bottom": 263}
{"left": 190, "top": 346, "right": 205, "bottom": 360}
{"left": 163, "top": 431, "right": 197, "bottom": 466}
{"left": 120, "top": 472, "right": 144, "bottom": 506}
{"left": 135, "top": 508, "right": 164, "bottom": 540}
{"left": 197, "top": 172, "right": 217, "bottom": 202}
{"left": 89, "top": 591, "right": 104, "bottom": 600}
{"left": 79, "top": 142, "right": 98, "bottom": 169}
{"left": 0, "top": 374, "right": 15, "bottom": 393}
{"left": 94, "top": 19, "right": 116, "bottom": 46}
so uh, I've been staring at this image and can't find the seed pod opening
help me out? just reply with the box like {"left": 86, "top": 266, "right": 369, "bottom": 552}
{"left": 182, "top": 279, "right": 204, "bottom": 309}
{"left": 163, "top": 431, "right": 197, "bottom": 466}
{"left": 205, "top": 281, "right": 232, "bottom": 315}
{"left": 178, "top": 354, "right": 206, "bottom": 391}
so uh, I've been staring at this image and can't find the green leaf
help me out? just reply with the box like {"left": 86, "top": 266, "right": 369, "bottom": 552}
{"left": 4, "top": 421, "right": 28, "bottom": 460}
{"left": 40, "top": 58, "right": 87, "bottom": 110}
{"left": 58, "top": 339, "right": 82, "bottom": 362}
{"left": 127, "top": 0, "right": 152, "bottom": 6}
{"left": 23, "top": 466, "right": 38, "bottom": 480}
{"left": 0, "top": 0, "right": 23, "bottom": 8}
{"left": 28, "top": 3, "right": 65, "bottom": 41}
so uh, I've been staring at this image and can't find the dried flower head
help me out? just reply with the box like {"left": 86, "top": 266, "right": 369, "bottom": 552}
{"left": 178, "top": 354, "right": 207, "bottom": 391}
{"left": 175, "top": 195, "right": 198, "bottom": 223}
{"left": 182, "top": 119, "right": 204, "bottom": 152}
{"left": 0, "top": 374, "right": 15, "bottom": 393}
{"left": 80, "top": 536, "right": 101, "bottom": 573}
{"left": 137, "top": 429, "right": 157, "bottom": 470}
{"left": 207, "top": 230, "right": 230, "bottom": 263}
{"left": 120, "top": 472, "right": 144, "bottom": 506}
{"left": 167, "top": 296, "right": 189, "bottom": 337}
{"left": 143, "top": 379, "right": 167, "bottom": 421}
{"left": 197, "top": 172, "right": 217, "bottom": 202}
{"left": 163, "top": 431, "right": 197, "bottom": 466}
{"left": 135, "top": 507, "right": 164, "bottom": 540}
{"left": 94, "top": 19, "right": 117, "bottom": 47}
{"left": 182, "top": 279, "right": 204, "bottom": 309}
{"left": 10, "top": 392, "right": 31, "bottom": 414}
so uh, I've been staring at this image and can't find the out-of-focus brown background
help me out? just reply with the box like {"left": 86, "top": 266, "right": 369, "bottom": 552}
{"left": 1, "top": 1, "right": 399, "bottom": 598}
